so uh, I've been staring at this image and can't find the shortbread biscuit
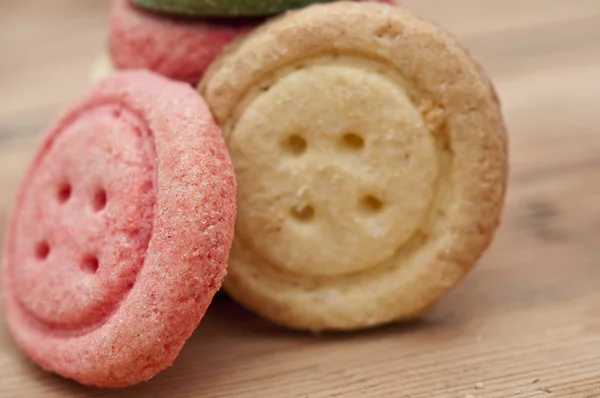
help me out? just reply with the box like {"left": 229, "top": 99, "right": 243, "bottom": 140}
{"left": 131, "top": 0, "right": 396, "bottom": 17}
{"left": 132, "top": 0, "right": 338, "bottom": 17}
{"left": 108, "top": 0, "right": 258, "bottom": 84}
{"left": 2, "top": 70, "right": 236, "bottom": 386}
{"left": 200, "top": 1, "right": 507, "bottom": 331}
{"left": 88, "top": 53, "right": 116, "bottom": 82}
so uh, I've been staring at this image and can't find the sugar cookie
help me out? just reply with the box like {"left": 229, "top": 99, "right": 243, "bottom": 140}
{"left": 88, "top": 53, "right": 116, "bottom": 82}
{"left": 108, "top": 0, "right": 258, "bottom": 84}
{"left": 131, "top": 0, "right": 336, "bottom": 17}
{"left": 2, "top": 70, "right": 236, "bottom": 386}
{"left": 200, "top": 1, "right": 507, "bottom": 331}
{"left": 131, "top": 0, "right": 396, "bottom": 17}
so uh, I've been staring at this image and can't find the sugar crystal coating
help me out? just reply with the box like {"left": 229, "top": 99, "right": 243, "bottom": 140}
{"left": 108, "top": 0, "right": 258, "bottom": 84}
{"left": 2, "top": 70, "right": 236, "bottom": 387}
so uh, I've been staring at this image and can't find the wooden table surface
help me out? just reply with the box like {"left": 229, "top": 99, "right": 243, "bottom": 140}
{"left": 1, "top": 1, "right": 600, "bottom": 397}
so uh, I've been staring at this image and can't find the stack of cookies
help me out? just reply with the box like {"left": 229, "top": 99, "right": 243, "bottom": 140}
{"left": 2, "top": 0, "right": 508, "bottom": 389}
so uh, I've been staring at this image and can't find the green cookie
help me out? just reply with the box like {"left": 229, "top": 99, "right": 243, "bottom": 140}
{"left": 131, "top": 0, "right": 338, "bottom": 17}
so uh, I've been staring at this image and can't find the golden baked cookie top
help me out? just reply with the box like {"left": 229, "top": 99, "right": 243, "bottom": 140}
{"left": 200, "top": 1, "right": 508, "bottom": 331}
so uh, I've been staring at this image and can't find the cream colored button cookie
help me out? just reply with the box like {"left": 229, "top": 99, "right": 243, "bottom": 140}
{"left": 88, "top": 53, "right": 116, "bottom": 83}
{"left": 200, "top": 1, "right": 508, "bottom": 331}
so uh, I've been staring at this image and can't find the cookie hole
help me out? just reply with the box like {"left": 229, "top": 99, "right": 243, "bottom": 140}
{"left": 340, "top": 133, "right": 365, "bottom": 151}
{"left": 360, "top": 195, "right": 384, "bottom": 213}
{"left": 440, "top": 134, "right": 452, "bottom": 152}
{"left": 290, "top": 204, "right": 315, "bottom": 222}
{"left": 34, "top": 241, "right": 50, "bottom": 260}
{"left": 92, "top": 188, "right": 107, "bottom": 212}
{"left": 57, "top": 183, "right": 72, "bottom": 203}
{"left": 81, "top": 255, "right": 99, "bottom": 274}
{"left": 283, "top": 134, "right": 307, "bottom": 156}
{"left": 259, "top": 84, "right": 271, "bottom": 92}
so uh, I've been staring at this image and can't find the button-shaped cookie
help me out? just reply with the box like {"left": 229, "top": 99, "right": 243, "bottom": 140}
{"left": 131, "top": 0, "right": 337, "bottom": 17}
{"left": 2, "top": 70, "right": 236, "bottom": 386}
{"left": 89, "top": 53, "right": 115, "bottom": 82}
{"left": 131, "top": 0, "right": 396, "bottom": 17}
{"left": 108, "top": 0, "right": 259, "bottom": 84}
{"left": 199, "top": 1, "right": 507, "bottom": 331}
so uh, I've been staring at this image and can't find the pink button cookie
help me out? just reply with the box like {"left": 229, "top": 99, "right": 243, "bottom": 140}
{"left": 108, "top": 0, "right": 259, "bottom": 84}
{"left": 2, "top": 70, "right": 236, "bottom": 387}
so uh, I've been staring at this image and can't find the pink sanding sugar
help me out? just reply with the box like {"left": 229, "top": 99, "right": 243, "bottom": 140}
{"left": 108, "top": 0, "right": 259, "bottom": 84}
{"left": 2, "top": 70, "right": 236, "bottom": 387}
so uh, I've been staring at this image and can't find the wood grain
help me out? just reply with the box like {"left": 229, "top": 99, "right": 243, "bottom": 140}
{"left": 1, "top": 0, "right": 599, "bottom": 397}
